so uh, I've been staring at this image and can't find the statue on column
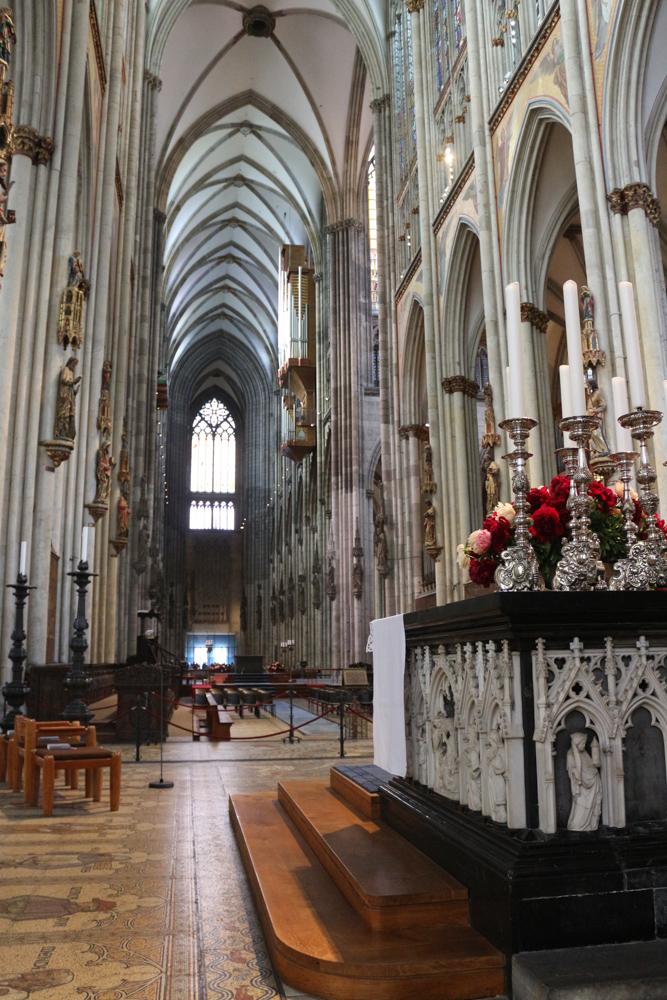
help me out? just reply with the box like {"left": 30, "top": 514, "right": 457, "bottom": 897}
{"left": 484, "top": 459, "right": 501, "bottom": 515}
{"left": 312, "top": 547, "right": 321, "bottom": 609}
{"left": 585, "top": 374, "right": 610, "bottom": 457}
{"left": 93, "top": 441, "right": 115, "bottom": 505}
{"left": 270, "top": 584, "right": 277, "bottom": 626}
{"left": 116, "top": 495, "right": 130, "bottom": 541}
{"left": 481, "top": 384, "right": 501, "bottom": 449}
{"left": 566, "top": 732, "right": 602, "bottom": 832}
{"left": 0, "top": 9, "right": 16, "bottom": 71}
{"left": 580, "top": 286, "right": 604, "bottom": 367}
{"left": 58, "top": 252, "right": 90, "bottom": 351}
{"left": 97, "top": 360, "right": 112, "bottom": 437}
{"left": 352, "top": 521, "right": 363, "bottom": 600}
{"left": 54, "top": 357, "right": 82, "bottom": 441}
{"left": 297, "top": 573, "right": 306, "bottom": 615}
{"left": 0, "top": 8, "right": 16, "bottom": 292}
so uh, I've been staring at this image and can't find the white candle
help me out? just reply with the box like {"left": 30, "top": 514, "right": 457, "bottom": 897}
{"left": 297, "top": 266, "right": 302, "bottom": 339}
{"left": 558, "top": 365, "right": 574, "bottom": 447}
{"left": 618, "top": 281, "right": 646, "bottom": 409}
{"left": 505, "top": 282, "right": 525, "bottom": 418}
{"left": 81, "top": 526, "right": 88, "bottom": 564}
{"left": 563, "top": 280, "right": 586, "bottom": 415}
{"left": 663, "top": 379, "right": 667, "bottom": 413}
{"left": 611, "top": 376, "right": 633, "bottom": 453}
{"left": 19, "top": 541, "right": 26, "bottom": 576}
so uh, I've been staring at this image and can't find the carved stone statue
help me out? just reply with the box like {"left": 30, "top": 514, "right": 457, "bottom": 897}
{"left": 486, "top": 727, "right": 508, "bottom": 824}
{"left": 424, "top": 501, "right": 436, "bottom": 549}
{"left": 287, "top": 573, "right": 295, "bottom": 620}
{"left": 312, "top": 548, "right": 321, "bottom": 609}
{"left": 326, "top": 552, "right": 336, "bottom": 601}
{"left": 58, "top": 253, "right": 89, "bottom": 350}
{"left": 67, "top": 251, "right": 85, "bottom": 289}
{"left": 586, "top": 375, "right": 610, "bottom": 457}
{"left": 484, "top": 460, "right": 501, "bottom": 515}
{"left": 278, "top": 579, "right": 285, "bottom": 623}
{"left": 119, "top": 430, "right": 131, "bottom": 500}
{"left": 414, "top": 713, "right": 427, "bottom": 783}
{"left": 137, "top": 521, "right": 149, "bottom": 567}
{"left": 431, "top": 711, "right": 459, "bottom": 798}
{"left": 93, "top": 441, "right": 115, "bottom": 505}
{"left": 464, "top": 736, "right": 482, "bottom": 812}
{"left": 374, "top": 512, "right": 388, "bottom": 575}
{"left": 54, "top": 357, "right": 82, "bottom": 441}
{"left": 116, "top": 495, "right": 130, "bottom": 541}
{"left": 297, "top": 573, "right": 306, "bottom": 615}
{"left": 270, "top": 585, "right": 277, "bottom": 626}
{"left": 566, "top": 732, "right": 602, "bottom": 832}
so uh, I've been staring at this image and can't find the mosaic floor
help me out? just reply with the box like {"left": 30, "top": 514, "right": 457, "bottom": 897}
{"left": 0, "top": 726, "right": 373, "bottom": 1000}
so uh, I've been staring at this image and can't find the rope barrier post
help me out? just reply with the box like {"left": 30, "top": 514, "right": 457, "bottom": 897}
{"left": 135, "top": 695, "right": 142, "bottom": 762}
{"left": 283, "top": 684, "right": 301, "bottom": 744}
{"left": 339, "top": 691, "right": 345, "bottom": 758}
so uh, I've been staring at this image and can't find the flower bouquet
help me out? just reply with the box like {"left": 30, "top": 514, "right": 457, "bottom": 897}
{"left": 458, "top": 474, "right": 664, "bottom": 589}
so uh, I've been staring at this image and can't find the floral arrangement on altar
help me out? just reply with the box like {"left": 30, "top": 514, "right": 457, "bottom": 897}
{"left": 457, "top": 474, "right": 667, "bottom": 589}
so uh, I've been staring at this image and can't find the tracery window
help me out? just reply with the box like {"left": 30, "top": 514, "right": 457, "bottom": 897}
{"left": 189, "top": 399, "right": 236, "bottom": 530}
{"left": 433, "top": 0, "right": 450, "bottom": 92}
{"left": 393, "top": 5, "right": 416, "bottom": 181}
{"left": 454, "top": 0, "right": 464, "bottom": 51}
{"left": 368, "top": 148, "right": 378, "bottom": 313}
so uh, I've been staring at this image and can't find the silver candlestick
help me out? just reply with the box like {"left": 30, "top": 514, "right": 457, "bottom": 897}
{"left": 494, "top": 417, "right": 544, "bottom": 592}
{"left": 553, "top": 415, "right": 607, "bottom": 592}
{"left": 609, "top": 410, "right": 667, "bottom": 590}
{"left": 609, "top": 451, "right": 639, "bottom": 553}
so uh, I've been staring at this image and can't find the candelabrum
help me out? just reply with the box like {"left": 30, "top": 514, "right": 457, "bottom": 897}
{"left": 494, "top": 417, "right": 544, "bottom": 592}
{"left": 61, "top": 559, "right": 97, "bottom": 726}
{"left": 1, "top": 572, "right": 35, "bottom": 733}
{"left": 610, "top": 451, "right": 639, "bottom": 553}
{"left": 609, "top": 410, "right": 667, "bottom": 590}
{"left": 553, "top": 415, "right": 607, "bottom": 592}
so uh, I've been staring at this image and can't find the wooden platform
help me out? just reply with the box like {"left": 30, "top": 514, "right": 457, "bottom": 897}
{"left": 230, "top": 770, "right": 504, "bottom": 1000}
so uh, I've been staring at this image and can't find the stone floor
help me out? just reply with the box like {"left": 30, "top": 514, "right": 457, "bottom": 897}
{"left": 0, "top": 707, "right": 373, "bottom": 1000}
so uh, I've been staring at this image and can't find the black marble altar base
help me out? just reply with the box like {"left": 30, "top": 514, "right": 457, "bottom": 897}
{"left": 380, "top": 777, "right": 667, "bottom": 960}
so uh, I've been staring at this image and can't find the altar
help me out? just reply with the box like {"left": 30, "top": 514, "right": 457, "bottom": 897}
{"left": 376, "top": 592, "right": 667, "bottom": 960}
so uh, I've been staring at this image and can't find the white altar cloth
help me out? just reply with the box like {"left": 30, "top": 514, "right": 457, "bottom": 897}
{"left": 371, "top": 614, "right": 406, "bottom": 777}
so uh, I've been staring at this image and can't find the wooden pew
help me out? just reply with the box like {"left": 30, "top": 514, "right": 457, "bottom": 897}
{"left": 205, "top": 693, "right": 234, "bottom": 741}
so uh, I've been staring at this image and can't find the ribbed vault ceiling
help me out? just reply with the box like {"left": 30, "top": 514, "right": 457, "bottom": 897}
{"left": 150, "top": 1, "right": 384, "bottom": 380}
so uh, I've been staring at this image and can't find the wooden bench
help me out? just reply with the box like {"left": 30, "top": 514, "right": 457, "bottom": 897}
{"left": 206, "top": 693, "right": 234, "bottom": 740}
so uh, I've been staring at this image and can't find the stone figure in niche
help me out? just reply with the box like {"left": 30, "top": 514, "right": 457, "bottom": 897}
{"left": 0, "top": 9, "right": 17, "bottom": 70}
{"left": 0, "top": 161, "right": 14, "bottom": 227}
{"left": 404, "top": 683, "right": 413, "bottom": 777}
{"left": 312, "top": 549, "right": 321, "bottom": 609}
{"left": 431, "top": 711, "right": 459, "bottom": 797}
{"left": 137, "top": 521, "right": 149, "bottom": 566}
{"left": 54, "top": 357, "right": 82, "bottom": 440}
{"left": 484, "top": 460, "right": 501, "bottom": 515}
{"left": 278, "top": 579, "right": 285, "bottom": 623}
{"left": 352, "top": 558, "right": 363, "bottom": 599}
{"left": 585, "top": 375, "right": 610, "bottom": 457}
{"left": 67, "top": 251, "right": 86, "bottom": 289}
{"left": 297, "top": 573, "right": 306, "bottom": 615}
{"left": 93, "top": 441, "right": 115, "bottom": 505}
{"left": 566, "top": 732, "right": 602, "bottom": 832}
{"left": 326, "top": 551, "right": 336, "bottom": 601}
{"left": 119, "top": 430, "right": 131, "bottom": 500}
{"left": 464, "top": 735, "right": 482, "bottom": 812}
{"left": 270, "top": 585, "right": 277, "bottom": 626}
{"left": 116, "top": 495, "right": 129, "bottom": 540}
{"left": 414, "top": 712, "right": 427, "bottom": 783}
{"left": 287, "top": 573, "right": 295, "bottom": 620}
{"left": 424, "top": 501, "right": 436, "bottom": 549}
{"left": 486, "top": 727, "right": 507, "bottom": 824}
{"left": 481, "top": 384, "right": 501, "bottom": 449}
{"left": 97, "top": 360, "right": 113, "bottom": 436}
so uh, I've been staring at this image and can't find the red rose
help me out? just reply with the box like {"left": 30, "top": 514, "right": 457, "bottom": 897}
{"left": 549, "top": 475, "right": 571, "bottom": 508}
{"left": 527, "top": 487, "right": 551, "bottom": 513}
{"left": 632, "top": 499, "right": 643, "bottom": 526}
{"left": 469, "top": 557, "right": 497, "bottom": 588}
{"left": 483, "top": 515, "right": 511, "bottom": 553}
{"left": 589, "top": 480, "right": 617, "bottom": 514}
{"left": 656, "top": 517, "right": 667, "bottom": 540}
{"left": 530, "top": 505, "right": 565, "bottom": 544}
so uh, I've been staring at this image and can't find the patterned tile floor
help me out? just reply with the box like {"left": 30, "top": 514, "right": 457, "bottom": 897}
{"left": 0, "top": 725, "right": 373, "bottom": 1000}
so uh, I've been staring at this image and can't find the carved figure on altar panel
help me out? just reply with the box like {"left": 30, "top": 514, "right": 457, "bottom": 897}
{"left": 463, "top": 734, "right": 482, "bottom": 812}
{"left": 54, "top": 357, "right": 82, "bottom": 441}
{"left": 414, "top": 712, "right": 427, "bottom": 784}
{"left": 567, "top": 732, "right": 602, "bottom": 831}
{"left": 486, "top": 726, "right": 508, "bottom": 824}
{"left": 431, "top": 709, "right": 459, "bottom": 798}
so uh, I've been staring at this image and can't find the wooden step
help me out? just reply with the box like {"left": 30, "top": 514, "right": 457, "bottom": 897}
{"left": 230, "top": 792, "right": 504, "bottom": 1000}
{"left": 330, "top": 766, "right": 381, "bottom": 819}
{"left": 278, "top": 779, "right": 469, "bottom": 931}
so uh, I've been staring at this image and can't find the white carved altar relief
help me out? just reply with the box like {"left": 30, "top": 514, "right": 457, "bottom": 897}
{"left": 405, "top": 639, "right": 526, "bottom": 829}
{"left": 533, "top": 636, "right": 667, "bottom": 834}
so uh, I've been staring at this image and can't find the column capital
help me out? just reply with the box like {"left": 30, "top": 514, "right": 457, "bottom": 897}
{"left": 13, "top": 125, "right": 54, "bottom": 165}
{"left": 370, "top": 95, "right": 390, "bottom": 114}
{"left": 153, "top": 209, "right": 166, "bottom": 224}
{"left": 442, "top": 375, "right": 479, "bottom": 397}
{"left": 607, "top": 182, "right": 661, "bottom": 227}
{"left": 520, "top": 301, "right": 549, "bottom": 334}
{"left": 406, "top": 0, "right": 425, "bottom": 13}
{"left": 324, "top": 217, "right": 364, "bottom": 234}
{"left": 398, "top": 423, "right": 429, "bottom": 440}
{"left": 144, "top": 70, "right": 162, "bottom": 92}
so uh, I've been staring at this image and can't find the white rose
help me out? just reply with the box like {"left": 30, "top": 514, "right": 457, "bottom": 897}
{"left": 494, "top": 502, "right": 515, "bottom": 522}
{"left": 456, "top": 543, "right": 470, "bottom": 569}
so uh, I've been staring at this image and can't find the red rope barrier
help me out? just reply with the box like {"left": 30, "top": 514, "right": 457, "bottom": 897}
{"left": 346, "top": 707, "right": 374, "bottom": 723}
{"left": 141, "top": 706, "right": 337, "bottom": 740}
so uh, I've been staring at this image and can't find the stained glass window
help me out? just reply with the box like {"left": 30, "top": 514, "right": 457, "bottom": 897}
{"left": 395, "top": 12, "right": 405, "bottom": 178}
{"left": 407, "top": 12, "right": 416, "bottom": 153}
{"left": 189, "top": 500, "right": 235, "bottom": 531}
{"left": 190, "top": 398, "right": 235, "bottom": 495}
{"left": 368, "top": 148, "right": 378, "bottom": 313}
{"left": 433, "top": 0, "right": 450, "bottom": 92}
{"left": 189, "top": 399, "right": 235, "bottom": 531}
{"left": 454, "top": 0, "right": 463, "bottom": 51}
